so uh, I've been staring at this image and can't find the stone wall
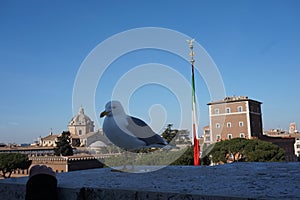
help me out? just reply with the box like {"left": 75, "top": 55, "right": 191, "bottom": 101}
{"left": 30, "top": 155, "right": 104, "bottom": 172}
{"left": 0, "top": 162, "right": 300, "bottom": 200}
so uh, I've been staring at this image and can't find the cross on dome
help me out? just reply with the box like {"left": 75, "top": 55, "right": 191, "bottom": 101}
{"left": 79, "top": 105, "right": 84, "bottom": 115}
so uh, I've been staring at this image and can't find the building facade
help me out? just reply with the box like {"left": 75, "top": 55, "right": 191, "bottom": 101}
{"left": 39, "top": 133, "right": 59, "bottom": 147}
{"left": 289, "top": 122, "right": 297, "bottom": 134}
{"left": 294, "top": 137, "right": 300, "bottom": 158}
{"left": 67, "top": 106, "right": 109, "bottom": 147}
{"left": 207, "top": 96, "right": 263, "bottom": 143}
{"left": 29, "top": 155, "right": 105, "bottom": 173}
{"left": 39, "top": 106, "right": 109, "bottom": 147}
{"left": 259, "top": 135, "right": 298, "bottom": 162}
{"left": 203, "top": 125, "right": 210, "bottom": 144}
{"left": 68, "top": 106, "right": 95, "bottom": 136}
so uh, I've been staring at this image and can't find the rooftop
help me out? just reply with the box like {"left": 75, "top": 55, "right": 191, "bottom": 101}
{"left": 207, "top": 96, "right": 262, "bottom": 105}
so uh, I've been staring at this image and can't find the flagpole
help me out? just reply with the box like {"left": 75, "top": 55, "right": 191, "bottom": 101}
{"left": 187, "top": 39, "right": 200, "bottom": 166}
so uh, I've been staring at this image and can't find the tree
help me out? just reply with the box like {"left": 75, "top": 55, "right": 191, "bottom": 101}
{"left": 171, "top": 146, "right": 194, "bottom": 165}
{"left": 206, "top": 138, "right": 285, "bottom": 164}
{"left": 0, "top": 153, "right": 32, "bottom": 178}
{"left": 167, "top": 138, "right": 285, "bottom": 166}
{"left": 54, "top": 131, "right": 73, "bottom": 156}
{"left": 161, "top": 124, "right": 178, "bottom": 143}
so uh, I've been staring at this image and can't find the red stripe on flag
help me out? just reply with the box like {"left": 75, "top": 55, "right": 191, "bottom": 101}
{"left": 193, "top": 123, "right": 200, "bottom": 165}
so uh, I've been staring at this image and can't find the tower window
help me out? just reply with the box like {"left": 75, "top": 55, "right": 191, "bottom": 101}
{"left": 216, "top": 123, "right": 220, "bottom": 128}
{"left": 239, "top": 121, "right": 244, "bottom": 127}
{"left": 226, "top": 108, "right": 230, "bottom": 113}
{"left": 227, "top": 122, "right": 231, "bottom": 128}
{"left": 228, "top": 134, "right": 232, "bottom": 139}
{"left": 79, "top": 130, "right": 82, "bottom": 135}
{"left": 214, "top": 108, "right": 220, "bottom": 114}
{"left": 240, "top": 133, "right": 245, "bottom": 138}
{"left": 238, "top": 106, "right": 243, "bottom": 112}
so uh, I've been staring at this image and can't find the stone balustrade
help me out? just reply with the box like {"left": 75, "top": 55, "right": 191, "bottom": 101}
{"left": 0, "top": 162, "right": 300, "bottom": 199}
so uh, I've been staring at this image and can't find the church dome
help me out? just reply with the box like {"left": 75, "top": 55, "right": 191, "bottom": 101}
{"left": 69, "top": 106, "right": 93, "bottom": 126}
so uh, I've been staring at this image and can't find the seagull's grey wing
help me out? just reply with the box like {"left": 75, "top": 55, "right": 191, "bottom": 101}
{"left": 126, "top": 116, "right": 167, "bottom": 146}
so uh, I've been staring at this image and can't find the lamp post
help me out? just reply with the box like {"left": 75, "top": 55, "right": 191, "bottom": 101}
{"left": 187, "top": 39, "right": 200, "bottom": 166}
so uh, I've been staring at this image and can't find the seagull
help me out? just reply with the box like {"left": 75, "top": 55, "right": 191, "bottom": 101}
{"left": 100, "top": 101, "right": 169, "bottom": 172}
{"left": 100, "top": 101, "right": 168, "bottom": 151}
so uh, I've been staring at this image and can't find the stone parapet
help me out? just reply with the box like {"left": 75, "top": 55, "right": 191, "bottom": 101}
{"left": 0, "top": 162, "right": 300, "bottom": 199}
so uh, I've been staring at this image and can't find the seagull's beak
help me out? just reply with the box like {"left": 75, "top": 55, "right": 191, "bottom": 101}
{"left": 100, "top": 110, "right": 110, "bottom": 118}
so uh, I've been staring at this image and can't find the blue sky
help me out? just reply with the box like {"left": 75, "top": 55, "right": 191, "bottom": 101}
{"left": 0, "top": 0, "right": 299, "bottom": 143}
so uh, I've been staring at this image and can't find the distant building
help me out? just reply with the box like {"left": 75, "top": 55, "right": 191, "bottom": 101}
{"left": 203, "top": 125, "right": 210, "bottom": 144}
{"left": 67, "top": 106, "right": 109, "bottom": 147}
{"left": 264, "top": 129, "right": 288, "bottom": 135}
{"left": 68, "top": 106, "right": 95, "bottom": 137}
{"left": 206, "top": 96, "right": 298, "bottom": 162}
{"left": 39, "top": 132, "right": 59, "bottom": 147}
{"left": 173, "top": 130, "right": 191, "bottom": 144}
{"left": 260, "top": 134, "right": 297, "bottom": 161}
{"left": 29, "top": 155, "right": 105, "bottom": 173}
{"left": 39, "top": 106, "right": 110, "bottom": 147}
{"left": 289, "top": 122, "right": 297, "bottom": 134}
{"left": 294, "top": 138, "right": 300, "bottom": 158}
{"left": 0, "top": 143, "right": 6, "bottom": 147}
{"left": 11, "top": 155, "right": 106, "bottom": 177}
{"left": 207, "top": 96, "right": 263, "bottom": 142}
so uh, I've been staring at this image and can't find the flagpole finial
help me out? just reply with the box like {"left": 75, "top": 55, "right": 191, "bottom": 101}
{"left": 186, "top": 39, "right": 195, "bottom": 65}
{"left": 186, "top": 38, "right": 195, "bottom": 48}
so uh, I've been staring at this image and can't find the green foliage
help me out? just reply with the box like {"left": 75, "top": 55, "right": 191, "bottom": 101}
{"left": 207, "top": 138, "right": 285, "bottom": 164}
{"left": 104, "top": 147, "right": 193, "bottom": 167}
{"left": 171, "top": 146, "right": 194, "bottom": 165}
{"left": 54, "top": 131, "right": 74, "bottom": 156}
{"left": 161, "top": 124, "right": 178, "bottom": 143}
{"left": 105, "top": 139, "right": 286, "bottom": 167}
{"left": 0, "top": 153, "right": 32, "bottom": 178}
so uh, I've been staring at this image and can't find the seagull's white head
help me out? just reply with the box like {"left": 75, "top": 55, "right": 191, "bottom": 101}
{"left": 100, "top": 101, "right": 125, "bottom": 118}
